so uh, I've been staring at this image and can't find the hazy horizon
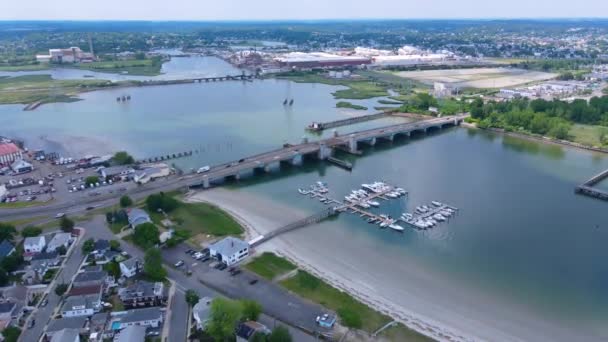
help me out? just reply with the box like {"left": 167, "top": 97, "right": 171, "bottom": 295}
{"left": 3, "top": 0, "right": 608, "bottom": 21}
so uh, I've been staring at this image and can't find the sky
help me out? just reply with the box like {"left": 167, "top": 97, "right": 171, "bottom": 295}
{"left": 2, "top": 0, "right": 607, "bottom": 20}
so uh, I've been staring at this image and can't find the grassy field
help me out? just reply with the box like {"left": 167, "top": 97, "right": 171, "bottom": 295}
{"left": 569, "top": 124, "right": 608, "bottom": 147}
{"left": 336, "top": 101, "right": 368, "bottom": 110}
{"left": 70, "top": 58, "right": 163, "bottom": 76}
{"left": 0, "top": 74, "right": 116, "bottom": 104}
{"left": 0, "top": 64, "right": 50, "bottom": 71}
{"left": 273, "top": 72, "right": 388, "bottom": 100}
{"left": 0, "top": 200, "right": 49, "bottom": 209}
{"left": 244, "top": 252, "right": 297, "bottom": 280}
{"left": 245, "top": 252, "right": 431, "bottom": 340}
{"left": 281, "top": 270, "right": 432, "bottom": 340}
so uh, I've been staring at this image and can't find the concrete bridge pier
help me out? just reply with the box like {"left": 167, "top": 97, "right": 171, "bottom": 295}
{"left": 291, "top": 154, "right": 303, "bottom": 166}
{"left": 368, "top": 137, "right": 377, "bottom": 146}
{"left": 380, "top": 134, "right": 394, "bottom": 142}
{"left": 202, "top": 176, "right": 210, "bottom": 189}
{"left": 264, "top": 165, "right": 271, "bottom": 173}
{"left": 318, "top": 143, "right": 332, "bottom": 160}
{"left": 348, "top": 136, "right": 358, "bottom": 153}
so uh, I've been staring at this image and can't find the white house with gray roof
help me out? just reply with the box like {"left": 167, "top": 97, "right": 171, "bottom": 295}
{"left": 24, "top": 236, "right": 46, "bottom": 256}
{"left": 61, "top": 293, "right": 101, "bottom": 317}
{"left": 111, "top": 307, "right": 163, "bottom": 330}
{"left": 119, "top": 258, "right": 141, "bottom": 278}
{"left": 208, "top": 237, "right": 249, "bottom": 266}
{"left": 127, "top": 209, "right": 151, "bottom": 228}
{"left": 46, "top": 233, "right": 73, "bottom": 253}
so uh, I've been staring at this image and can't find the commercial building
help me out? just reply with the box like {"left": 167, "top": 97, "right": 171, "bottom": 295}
{"left": 0, "top": 143, "right": 22, "bottom": 165}
{"left": 118, "top": 281, "right": 167, "bottom": 309}
{"left": 36, "top": 47, "right": 95, "bottom": 63}
{"left": 99, "top": 166, "right": 134, "bottom": 180}
{"left": 209, "top": 237, "right": 249, "bottom": 266}
{"left": 11, "top": 159, "right": 33, "bottom": 174}
{"left": 275, "top": 52, "right": 371, "bottom": 69}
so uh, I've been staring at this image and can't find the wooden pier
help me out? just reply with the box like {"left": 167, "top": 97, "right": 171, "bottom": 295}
{"left": 575, "top": 168, "right": 608, "bottom": 201}
{"left": 399, "top": 204, "right": 458, "bottom": 229}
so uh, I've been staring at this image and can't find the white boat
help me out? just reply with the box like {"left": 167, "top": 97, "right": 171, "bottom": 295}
{"left": 432, "top": 201, "right": 442, "bottom": 207}
{"left": 298, "top": 188, "right": 309, "bottom": 195}
{"left": 416, "top": 206, "right": 428, "bottom": 213}
{"left": 367, "top": 200, "right": 380, "bottom": 207}
{"left": 402, "top": 213, "right": 413, "bottom": 220}
{"left": 319, "top": 197, "right": 326, "bottom": 202}
{"left": 386, "top": 192, "right": 398, "bottom": 198}
{"left": 433, "top": 214, "right": 446, "bottom": 221}
{"left": 379, "top": 221, "right": 389, "bottom": 228}
{"left": 389, "top": 224, "right": 405, "bottom": 232}
{"left": 357, "top": 202, "right": 370, "bottom": 209}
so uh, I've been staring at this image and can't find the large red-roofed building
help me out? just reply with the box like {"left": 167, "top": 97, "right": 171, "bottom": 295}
{"left": 0, "top": 143, "right": 22, "bottom": 165}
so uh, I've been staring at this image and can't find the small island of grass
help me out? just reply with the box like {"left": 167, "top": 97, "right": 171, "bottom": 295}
{"left": 336, "top": 101, "right": 368, "bottom": 110}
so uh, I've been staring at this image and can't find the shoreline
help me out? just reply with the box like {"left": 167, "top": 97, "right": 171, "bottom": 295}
{"left": 184, "top": 189, "right": 471, "bottom": 342}
{"left": 461, "top": 122, "right": 608, "bottom": 155}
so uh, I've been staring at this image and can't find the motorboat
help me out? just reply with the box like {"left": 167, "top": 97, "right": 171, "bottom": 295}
{"left": 379, "top": 221, "right": 389, "bottom": 228}
{"left": 357, "top": 202, "right": 370, "bottom": 209}
{"left": 389, "top": 224, "right": 405, "bottom": 232}
{"left": 298, "top": 188, "right": 309, "bottom": 195}
{"left": 367, "top": 200, "right": 380, "bottom": 207}
{"left": 434, "top": 214, "right": 446, "bottom": 221}
{"left": 432, "top": 201, "right": 442, "bottom": 207}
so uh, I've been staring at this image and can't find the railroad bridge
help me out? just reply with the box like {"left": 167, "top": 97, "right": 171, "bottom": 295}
{"left": 188, "top": 114, "right": 467, "bottom": 189}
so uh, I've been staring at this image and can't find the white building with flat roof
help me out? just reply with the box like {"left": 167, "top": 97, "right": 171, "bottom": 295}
{"left": 209, "top": 237, "right": 249, "bottom": 266}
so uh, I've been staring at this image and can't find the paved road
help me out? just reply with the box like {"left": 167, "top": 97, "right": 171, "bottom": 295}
{"left": 86, "top": 215, "right": 320, "bottom": 341}
{"left": 1, "top": 115, "right": 467, "bottom": 224}
{"left": 163, "top": 244, "right": 330, "bottom": 335}
{"left": 19, "top": 230, "right": 86, "bottom": 342}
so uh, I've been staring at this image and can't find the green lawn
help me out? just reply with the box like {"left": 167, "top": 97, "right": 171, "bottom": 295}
{"left": 0, "top": 200, "right": 49, "bottom": 209}
{"left": 150, "top": 200, "right": 244, "bottom": 237}
{"left": 244, "top": 252, "right": 297, "bottom": 280}
{"left": 0, "top": 75, "right": 116, "bottom": 104}
{"left": 569, "top": 124, "right": 608, "bottom": 147}
{"left": 336, "top": 101, "right": 368, "bottom": 110}
{"left": 0, "top": 64, "right": 50, "bottom": 71}
{"left": 70, "top": 58, "right": 163, "bottom": 76}
{"left": 273, "top": 72, "right": 388, "bottom": 100}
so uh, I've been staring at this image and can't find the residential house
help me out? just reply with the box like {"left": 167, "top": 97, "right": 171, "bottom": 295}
{"left": 68, "top": 284, "right": 103, "bottom": 297}
{"left": 45, "top": 317, "right": 88, "bottom": 339}
{"left": 73, "top": 271, "right": 108, "bottom": 289}
{"left": 89, "top": 312, "right": 110, "bottom": 338}
{"left": 192, "top": 297, "right": 213, "bottom": 330}
{"left": 114, "top": 325, "right": 146, "bottom": 342}
{"left": 61, "top": 293, "right": 102, "bottom": 317}
{"left": 46, "top": 233, "right": 73, "bottom": 253}
{"left": 50, "top": 328, "right": 81, "bottom": 342}
{"left": 119, "top": 258, "right": 141, "bottom": 278}
{"left": 10, "top": 159, "right": 33, "bottom": 174}
{"left": 209, "top": 237, "right": 249, "bottom": 266}
{"left": 235, "top": 321, "right": 270, "bottom": 342}
{"left": 111, "top": 307, "right": 164, "bottom": 330}
{"left": 126, "top": 209, "right": 151, "bottom": 228}
{"left": 24, "top": 251, "right": 60, "bottom": 283}
{"left": 0, "top": 240, "right": 15, "bottom": 259}
{"left": 118, "top": 281, "right": 167, "bottom": 309}
{"left": 0, "top": 302, "right": 17, "bottom": 328}
{"left": 23, "top": 236, "right": 46, "bottom": 256}
{"left": 94, "top": 240, "right": 111, "bottom": 254}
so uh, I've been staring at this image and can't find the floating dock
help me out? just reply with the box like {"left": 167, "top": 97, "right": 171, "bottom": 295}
{"left": 400, "top": 203, "right": 459, "bottom": 230}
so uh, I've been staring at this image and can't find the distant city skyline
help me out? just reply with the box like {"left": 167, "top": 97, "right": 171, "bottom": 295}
{"left": 2, "top": 0, "right": 608, "bottom": 21}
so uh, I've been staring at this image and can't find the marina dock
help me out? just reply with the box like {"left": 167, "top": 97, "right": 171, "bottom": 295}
{"left": 575, "top": 168, "right": 608, "bottom": 201}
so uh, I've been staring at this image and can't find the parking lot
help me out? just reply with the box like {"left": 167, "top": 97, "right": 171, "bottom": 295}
{"left": 1, "top": 158, "right": 138, "bottom": 207}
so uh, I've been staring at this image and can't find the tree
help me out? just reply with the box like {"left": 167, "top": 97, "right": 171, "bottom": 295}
{"left": 0, "top": 268, "right": 8, "bottom": 287}
{"left": 185, "top": 289, "right": 200, "bottom": 307}
{"left": 337, "top": 307, "right": 362, "bottom": 329}
{"left": 104, "top": 260, "right": 121, "bottom": 279}
{"left": 82, "top": 238, "right": 95, "bottom": 254}
{"left": 251, "top": 332, "right": 268, "bottom": 342}
{"left": 110, "top": 239, "right": 121, "bottom": 251}
{"left": 113, "top": 151, "right": 134, "bottom": 165}
{"left": 85, "top": 175, "right": 99, "bottom": 186}
{"left": 60, "top": 216, "right": 75, "bottom": 233}
{"left": 207, "top": 298, "right": 243, "bottom": 341}
{"left": 146, "top": 192, "right": 180, "bottom": 213}
{"left": 21, "top": 226, "right": 42, "bottom": 238}
{"left": 56, "top": 245, "right": 67, "bottom": 256}
{"left": 267, "top": 326, "right": 292, "bottom": 342}
{"left": 144, "top": 248, "right": 166, "bottom": 281}
{"left": 133, "top": 223, "right": 160, "bottom": 250}
{"left": 1, "top": 326, "right": 21, "bottom": 342}
{"left": 55, "top": 283, "right": 68, "bottom": 296}
{"left": 120, "top": 195, "right": 133, "bottom": 208}
{"left": 240, "top": 299, "right": 262, "bottom": 321}
{"left": 0, "top": 223, "right": 17, "bottom": 242}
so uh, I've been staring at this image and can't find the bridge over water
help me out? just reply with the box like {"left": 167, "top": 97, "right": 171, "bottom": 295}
{"left": 190, "top": 114, "right": 468, "bottom": 188}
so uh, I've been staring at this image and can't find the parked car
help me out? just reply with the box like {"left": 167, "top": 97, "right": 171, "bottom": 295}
{"left": 174, "top": 260, "right": 185, "bottom": 267}
{"left": 230, "top": 269, "right": 241, "bottom": 276}
{"left": 249, "top": 279, "right": 258, "bottom": 285}
{"left": 185, "top": 249, "right": 194, "bottom": 255}
{"left": 218, "top": 263, "right": 228, "bottom": 270}
{"left": 40, "top": 298, "right": 48, "bottom": 307}
{"left": 55, "top": 213, "right": 65, "bottom": 219}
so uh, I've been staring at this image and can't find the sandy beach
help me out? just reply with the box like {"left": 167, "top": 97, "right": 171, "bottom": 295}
{"left": 186, "top": 188, "right": 599, "bottom": 342}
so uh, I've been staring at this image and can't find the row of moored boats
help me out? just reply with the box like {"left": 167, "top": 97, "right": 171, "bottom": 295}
{"left": 401, "top": 201, "right": 456, "bottom": 229}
